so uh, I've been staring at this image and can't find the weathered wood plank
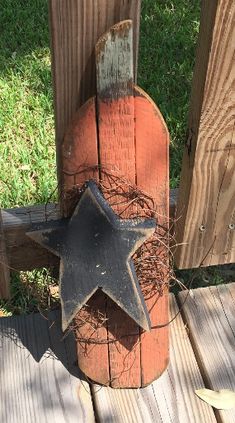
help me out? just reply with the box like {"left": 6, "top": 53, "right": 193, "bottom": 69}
{"left": 2, "top": 203, "right": 60, "bottom": 271}
{"left": 0, "top": 210, "right": 10, "bottom": 298}
{"left": 96, "top": 19, "right": 140, "bottom": 389}
{"left": 92, "top": 294, "right": 216, "bottom": 423}
{"left": 59, "top": 39, "right": 104, "bottom": 387}
{"left": 178, "top": 283, "right": 235, "bottom": 423}
{"left": 135, "top": 86, "right": 170, "bottom": 385}
{"left": 49, "top": 0, "right": 141, "bottom": 188}
{"left": 96, "top": 20, "right": 135, "bottom": 179}
{"left": 0, "top": 309, "right": 95, "bottom": 423}
{"left": 175, "top": 0, "right": 235, "bottom": 268}
{"left": 61, "top": 97, "right": 99, "bottom": 216}
{"left": 75, "top": 291, "right": 110, "bottom": 385}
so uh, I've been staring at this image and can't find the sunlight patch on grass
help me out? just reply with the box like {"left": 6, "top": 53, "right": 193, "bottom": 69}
{"left": 0, "top": 48, "right": 56, "bottom": 207}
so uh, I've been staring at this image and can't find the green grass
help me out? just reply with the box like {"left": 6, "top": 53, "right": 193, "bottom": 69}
{"left": 0, "top": 0, "right": 203, "bottom": 315}
{"left": 0, "top": 0, "right": 56, "bottom": 208}
{"left": 0, "top": 269, "right": 59, "bottom": 317}
{"left": 171, "top": 265, "right": 233, "bottom": 295}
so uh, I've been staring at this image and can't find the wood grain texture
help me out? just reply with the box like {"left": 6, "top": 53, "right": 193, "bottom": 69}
{"left": 106, "top": 300, "right": 141, "bottom": 388}
{"left": 2, "top": 204, "right": 60, "bottom": 271}
{"left": 61, "top": 97, "right": 98, "bottom": 216}
{"left": 175, "top": 0, "right": 235, "bottom": 269}
{"left": 96, "top": 20, "right": 140, "bottom": 388}
{"left": 0, "top": 310, "right": 95, "bottom": 423}
{"left": 49, "top": 0, "right": 141, "bottom": 189}
{"left": 0, "top": 210, "right": 10, "bottom": 298}
{"left": 135, "top": 86, "right": 170, "bottom": 385}
{"left": 76, "top": 291, "right": 110, "bottom": 385}
{"left": 92, "top": 294, "right": 216, "bottom": 423}
{"left": 178, "top": 283, "right": 235, "bottom": 423}
{"left": 96, "top": 20, "right": 135, "bottom": 179}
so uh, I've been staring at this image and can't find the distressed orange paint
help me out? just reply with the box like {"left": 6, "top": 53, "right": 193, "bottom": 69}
{"left": 61, "top": 97, "right": 99, "bottom": 216}
{"left": 62, "top": 86, "right": 169, "bottom": 387}
{"left": 135, "top": 86, "right": 169, "bottom": 385}
{"left": 97, "top": 92, "right": 142, "bottom": 388}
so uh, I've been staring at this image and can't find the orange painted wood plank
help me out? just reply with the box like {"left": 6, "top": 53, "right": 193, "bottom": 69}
{"left": 75, "top": 291, "right": 110, "bottom": 385}
{"left": 61, "top": 97, "right": 98, "bottom": 216}
{"left": 61, "top": 99, "right": 109, "bottom": 385}
{"left": 106, "top": 301, "right": 140, "bottom": 388}
{"left": 140, "top": 291, "right": 169, "bottom": 385}
{"left": 135, "top": 86, "right": 170, "bottom": 386}
{"left": 96, "top": 98, "right": 136, "bottom": 180}
{"left": 96, "top": 21, "right": 141, "bottom": 388}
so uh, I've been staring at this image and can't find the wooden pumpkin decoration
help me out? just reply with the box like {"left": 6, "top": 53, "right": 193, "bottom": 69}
{"left": 28, "top": 20, "right": 169, "bottom": 388}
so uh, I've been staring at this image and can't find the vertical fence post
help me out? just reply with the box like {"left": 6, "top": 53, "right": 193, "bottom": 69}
{"left": 175, "top": 0, "right": 235, "bottom": 269}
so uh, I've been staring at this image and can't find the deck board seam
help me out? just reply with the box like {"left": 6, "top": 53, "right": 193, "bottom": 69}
{"left": 212, "top": 285, "right": 235, "bottom": 339}
{"left": 91, "top": 385, "right": 104, "bottom": 423}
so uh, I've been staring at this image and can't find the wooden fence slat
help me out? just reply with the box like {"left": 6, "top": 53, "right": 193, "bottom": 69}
{"left": 178, "top": 283, "right": 235, "bottom": 423}
{"left": 0, "top": 210, "right": 10, "bottom": 298}
{"left": 175, "top": 0, "right": 235, "bottom": 269}
{"left": 92, "top": 294, "right": 217, "bottom": 423}
{"left": 49, "top": 0, "right": 141, "bottom": 191}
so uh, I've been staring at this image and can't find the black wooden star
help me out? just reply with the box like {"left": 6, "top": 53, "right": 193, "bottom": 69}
{"left": 27, "top": 181, "right": 156, "bottom": 332}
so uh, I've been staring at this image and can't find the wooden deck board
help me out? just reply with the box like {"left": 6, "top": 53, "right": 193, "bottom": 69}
{"left": 1, "top": 286, "right": 234, "bottom": 421}
{"left": 92, "top": 295, "right": 216, "bottom": 422}
{"left": 0, "top": 310, "right": 95, "bottom": 423}
{"left": 178, "top": 283, "right": 235, "bottom": 423}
